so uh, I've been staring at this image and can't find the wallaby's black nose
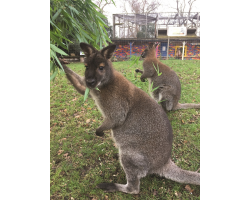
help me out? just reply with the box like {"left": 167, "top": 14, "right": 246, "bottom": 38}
{"left": 86, "top": 78, "right": 96, "bottom": 85}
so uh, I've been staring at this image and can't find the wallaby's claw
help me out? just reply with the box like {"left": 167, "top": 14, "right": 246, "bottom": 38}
{"left": 96, "top": 130, "right": 104, "bottom": 137}
{"left": 135, "top": 69, "right": 139, "bottom": 73}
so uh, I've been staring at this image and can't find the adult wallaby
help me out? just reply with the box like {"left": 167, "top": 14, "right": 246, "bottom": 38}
{"left": 135, "top": 42, "right": 200, "bottom": 111}
{"left": 59, "top": 43, "right": 200, "bottom": 194}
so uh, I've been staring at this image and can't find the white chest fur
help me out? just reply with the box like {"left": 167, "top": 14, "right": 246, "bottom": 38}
{"left": 147, "top": 78, "right": 153, "bottom": 98}
{"left": 89, "top": 90, "right": 106, "bottom": 117}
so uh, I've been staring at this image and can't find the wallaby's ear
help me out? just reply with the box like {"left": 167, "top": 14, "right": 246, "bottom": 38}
{"left": 80, "top": 43, "right": 97, "bottom": 58}
{"left": 154, "top": 42, "right": 159, "bottom": 47}
{"left": 100, "top": 44, "right": 116, "bottom": 59}
{"left": 148, "top": 43, "right": 154, "bottom": 49}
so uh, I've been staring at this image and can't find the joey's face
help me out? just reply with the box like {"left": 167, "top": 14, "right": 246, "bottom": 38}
{"left": 141, "top": 42, "right": 159, "bottom": 58}
{"left": 80, "top": 42, "right": 116, "bottom": 89}
{"left": 141, "top": 48, "right": 149, "bottom": 58}
{"left": 84, "top": 54, "right": 111, "bottom": 89}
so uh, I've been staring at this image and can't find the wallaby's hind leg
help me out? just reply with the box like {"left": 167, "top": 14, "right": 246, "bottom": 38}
{"left": 97, "top": 153, "right": 148, "bottom": 194}
{"left": 158, "top": 159, "right": 200, "bottom": 185}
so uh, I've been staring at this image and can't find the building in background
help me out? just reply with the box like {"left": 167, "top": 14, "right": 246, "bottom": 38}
{"left": 111, "top": 12, "right": 200, "bottom": 60}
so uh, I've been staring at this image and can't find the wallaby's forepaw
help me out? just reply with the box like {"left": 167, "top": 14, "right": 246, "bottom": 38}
{"left": 97, "top": 183, "right": 117, "bottom": 192}
{"left": 140, "top": 77, "right": 145, "bottom": 82}
{"left": 135, "top": 69, "right": 140, "bottom": 73}
{"left": 95, "top": 129, "right": 104, "bottom": 137}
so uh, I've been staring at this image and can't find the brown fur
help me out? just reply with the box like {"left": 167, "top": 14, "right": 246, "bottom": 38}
{"left": 136, "top": 42, "right": 200, "bottom": 111}
{"left": 59, "top": 43, "right": 200, "bottom": 194}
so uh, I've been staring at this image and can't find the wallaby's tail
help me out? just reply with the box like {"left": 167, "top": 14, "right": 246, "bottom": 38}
{"left": 175, "top": 102, "right": 200, "bottom": 110}
{"left": 162, "top": 159, "right": 200, "bottom": 185}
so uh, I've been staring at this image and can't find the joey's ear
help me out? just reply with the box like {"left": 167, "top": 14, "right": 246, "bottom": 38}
{"left": 100, "top": 44, "right": 116, "bottom": 59}
{"left": 148, "top": 43, "right": 154, "bottom": 49}
{"left": 80, "top": 43, "right": 97, "bottom": 57}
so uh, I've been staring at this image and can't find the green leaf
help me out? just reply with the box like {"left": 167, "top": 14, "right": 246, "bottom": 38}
{"left": 152, "top": 62, "right": 161, "bottom": 76}
{"left": 158, "top": 99, "right": 166, "bottom": 104}
{"left": 68, "top": 5, "right": 79, "bottom": 15}
{"left": 50, "top": 61, "right": 54, "bottom": 71}
{"left": 152, "top": 86, "right": 159, "bottom": 92}
{"left": 50, "top": 44, "right": 68, "bottom": 56}
{"left": 50, "top": 19, "right": 61, "bottom": 32}
{"left": 52, "top": 8, "right": 62, "bottom": 21}
{"left": 50, "top": 68, "right": 58, "bottom": 81}
{"left": 50, "top": 32, "right": 67, "bottom": 50}
{"left": 84, "top": 87, "right": 90, "bottom": 102}
{"left": 50, "top": 50, "right": 64, "bottom": 71}
{"left": 81, "top": 30, "right": 94, "bottom": 41}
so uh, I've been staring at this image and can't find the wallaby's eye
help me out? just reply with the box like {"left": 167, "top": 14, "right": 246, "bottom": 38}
{"left": 99, "top": 66, "right": 104, "bottom": 71}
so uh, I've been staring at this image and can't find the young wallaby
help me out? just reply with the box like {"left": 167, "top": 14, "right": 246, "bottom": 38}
{"left": 59, "top": 43, "right": 200, "bottom": 194}
{"left": 135, "top": 42, "right": 200, "bottom": 111}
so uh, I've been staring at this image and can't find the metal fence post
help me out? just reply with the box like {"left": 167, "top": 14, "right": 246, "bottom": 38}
{"left": 167, "top": 37, "right": 170, "bottom": 60}
{"left": 182, "top": 41, "right": 185, "bottom": 60}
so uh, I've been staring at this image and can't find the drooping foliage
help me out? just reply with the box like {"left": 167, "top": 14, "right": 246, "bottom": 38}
{"left": 50, "top": 0, "right": 114, "bottom": 80}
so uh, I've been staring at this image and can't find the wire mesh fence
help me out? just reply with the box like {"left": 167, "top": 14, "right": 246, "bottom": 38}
{"left": 65, "top": 38, "right": 200, "bottom": 62}
{"left": 110, "top": 38, "right": 200, "bottom": 61}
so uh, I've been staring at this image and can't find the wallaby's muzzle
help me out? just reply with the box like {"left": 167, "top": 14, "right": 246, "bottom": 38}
{"left": 141, "top": 49, "right": 148, "bottom": 58}
{"left": 86, "top": 78, "right": 97, "bottom": 88}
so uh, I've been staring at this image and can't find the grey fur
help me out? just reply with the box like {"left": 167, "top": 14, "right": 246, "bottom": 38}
{"left": 58, "top": 43, "right": 200, "bottom": 194}
{"left": 136, "top": 42, "right": 200, "bottom": 111}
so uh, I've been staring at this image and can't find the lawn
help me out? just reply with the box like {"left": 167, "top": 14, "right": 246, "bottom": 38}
{"left": 50, "top": 59, "right": 200, "bottom": 200}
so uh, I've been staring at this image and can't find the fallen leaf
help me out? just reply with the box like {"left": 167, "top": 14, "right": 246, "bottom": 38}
{"left": 63, "top": 153, "right": 69, "bottom": 157}
{"left": 65, "top": 156, "right": 70, "bottom": 161}
{"left": 86, "top": 119, "right": 91, "bottom": 123}
{"left": 75, "top": 115, "right": 80, "bottom": 118}
{"left": 174, "top": 191, "right": 182, "bottom": 197}
{"left": 153, "top": 190, "right": 158, "bottom": 196}
{"left": 105, "top": 195, "right": 108, "bottom": 200}
{"left": 64, "top": 109, "right": 67, "bottom": 112}
{"left": 181, "top": 120, "right": 185, "bottom": 124}
{"left": 71, "top": 197, "right": 74, "bottom": 200}
{"left": 62, "top": 138, "right": 66, "bottom": 141}
{"left": 92, "top": 198, "right": 97, "bottom": 200}
{"left": 58, "top": 150, "right": 64, "bottom": 155}
{"left": 78, "top": 153, "right": 83, "bottom": 157}
{"left": 87, "top": 107, "right": 91, "bottom": 110}
{"left": 184, "top": 140, "right": 188, "bottom": 144}
{"left": 72, "top": 98, "right": 77, "bottom": 101}
{"left": 185, "top": 185, "right": 194, "bottom": 194}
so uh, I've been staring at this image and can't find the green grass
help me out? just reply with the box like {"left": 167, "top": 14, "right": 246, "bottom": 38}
{"left": 50, "top": 60, "right": 200, "bottom": 199}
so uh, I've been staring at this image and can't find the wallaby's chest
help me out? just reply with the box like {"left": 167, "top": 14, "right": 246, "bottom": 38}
{"left": 90, "top": 90, "right": 106, "bottom": 117}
